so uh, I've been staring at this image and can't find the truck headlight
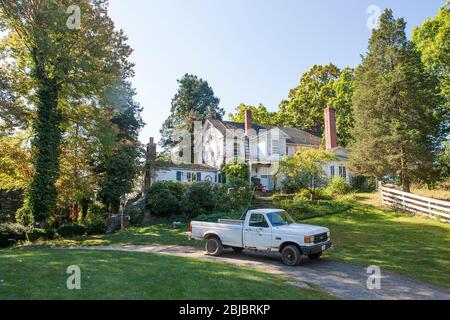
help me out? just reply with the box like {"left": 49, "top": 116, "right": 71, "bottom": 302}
{"left": 304, "top": 236, "right": 314, "bottom": 243}
{"left": 327, "top": 231, "right": 331, "bottom": 238}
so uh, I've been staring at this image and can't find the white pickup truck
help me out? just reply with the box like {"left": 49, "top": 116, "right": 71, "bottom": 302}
{"left": 189, "top": 209, "right": 332, "bottom": 266}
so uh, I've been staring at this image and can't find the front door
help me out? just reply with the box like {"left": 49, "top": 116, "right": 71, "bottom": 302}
{"left": 243, "top": 213, "right": 272, "bottom": 250}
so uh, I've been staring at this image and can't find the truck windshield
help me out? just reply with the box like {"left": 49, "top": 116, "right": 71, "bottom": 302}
{"left": 266, "top": 211, "right": 295, "bottom": 226}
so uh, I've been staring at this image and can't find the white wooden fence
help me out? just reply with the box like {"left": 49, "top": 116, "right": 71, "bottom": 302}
{"left": 381, "top": 185, "right": 450, "bottom": 222}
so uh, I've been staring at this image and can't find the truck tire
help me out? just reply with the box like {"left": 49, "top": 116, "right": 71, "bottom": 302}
{"left": 308, "top": 252, "right": 322, "bottom": 260}
{"left": 281, "top": 245, "right": 301, "bottom": 266}
{"left": 205, "top": 236, "right": 223, "bottom": 256}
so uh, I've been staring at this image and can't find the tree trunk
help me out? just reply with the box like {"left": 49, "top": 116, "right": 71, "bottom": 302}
{"left": 400, "top": 146, "right": 411, "bottom": 193}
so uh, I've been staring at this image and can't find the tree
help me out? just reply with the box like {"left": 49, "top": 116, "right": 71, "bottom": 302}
{"left": 98, "top": 78, "right": 144, "bottom": 214}
{"left": 412, "top": 2, "right": 450, "bottom": 111}
{"left": 277, "top": 64, "right": 341, "bottom": 135}
{"left": 277, "top": 147, "right": 336, "bottom": 200}
{"left": 160, "top": 74, "right": 224, "bottom": 159}
{"left": 221, "top": 160, "right": 250, "bottom": 181}
{"left": 349, "top": 9, "right": 444, "bottom": 192}
{"left": 228, "top": 103, "right": 278, "bottom": 126}
{"left": 0, "top": 0, "right": 133, "bottom": 225}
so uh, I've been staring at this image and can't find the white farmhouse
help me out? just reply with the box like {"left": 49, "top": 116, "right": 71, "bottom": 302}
{"left": 146, "top": 108, "right": 351, "bottom": 191}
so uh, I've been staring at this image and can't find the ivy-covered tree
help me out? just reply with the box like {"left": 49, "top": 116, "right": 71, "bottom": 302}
{"left": 0, "top": 0, "right": 133, "bottom": 225}
{"left": 349, "top": 9, "right": 444, "bottom": 192}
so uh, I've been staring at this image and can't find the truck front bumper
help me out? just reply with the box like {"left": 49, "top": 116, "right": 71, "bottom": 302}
{"left": 300, "top": 240, "right": 333, "bottom": 255}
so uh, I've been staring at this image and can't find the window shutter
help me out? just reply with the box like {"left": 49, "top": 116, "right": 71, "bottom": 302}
{"left": 197, "top": 172, "right": 202, "bottom": 181}
{"left": 176, "top": 171, "right": 182, "bottom": 181}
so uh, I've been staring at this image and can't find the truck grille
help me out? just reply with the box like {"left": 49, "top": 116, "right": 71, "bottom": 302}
{"left": 314, "top": 233, "right": 328, "bottom": 244}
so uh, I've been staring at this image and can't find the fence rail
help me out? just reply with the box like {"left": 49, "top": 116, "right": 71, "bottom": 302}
{"left": 381, "top": 186, "right": 450, "bottom": 222}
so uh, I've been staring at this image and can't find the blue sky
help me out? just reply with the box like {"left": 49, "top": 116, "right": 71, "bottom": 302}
{"left": 108, "top": 0, "right": 445, "bottom": 145}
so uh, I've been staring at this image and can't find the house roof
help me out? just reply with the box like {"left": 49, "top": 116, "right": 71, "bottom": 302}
{"left": 155, "top": 161, "right": 218, "bottom": 172}
{"left": 206, "top": 118, "right": 322, "bottom": 147}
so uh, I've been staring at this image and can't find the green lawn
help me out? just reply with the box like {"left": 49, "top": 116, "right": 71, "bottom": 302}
{"left": 308, "top": 199, "right": 450, "bottom": 288}
{"left": 0, "top": 248, "right": 329, "bottom": 300}
{"left": 18, "top": 195, "right": 450, "bottom": 289}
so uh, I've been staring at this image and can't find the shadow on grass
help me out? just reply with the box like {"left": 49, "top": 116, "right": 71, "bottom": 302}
{"left": 0, "top": 248, "right": 330, "bottom": 300}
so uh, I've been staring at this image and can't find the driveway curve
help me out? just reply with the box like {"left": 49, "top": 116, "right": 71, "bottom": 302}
{"left": 78, "top": 245, "right": 450, "bottom": 300}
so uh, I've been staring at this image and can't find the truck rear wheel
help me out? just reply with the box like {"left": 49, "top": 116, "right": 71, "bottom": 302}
{"left": 281, "top": 245, "right": 301, "bottom": 266}
{"left": 205, "top": 236, "right": 223, "bottom": 256}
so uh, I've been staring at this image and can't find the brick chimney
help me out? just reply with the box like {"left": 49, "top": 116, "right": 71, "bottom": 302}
{"left": 324, "top": 107, "right": 338, "bottom": 150}
{"left": 244, "top": 109, "right": 253, "bottom": 136}
{"left": 147, "top": 137, "right": 157, "bottom": 159}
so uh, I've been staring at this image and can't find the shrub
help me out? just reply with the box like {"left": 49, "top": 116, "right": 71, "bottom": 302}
{"left": 225, "top": 178, "right": 253, "bottom": 209}
{"left": 0, "top": 223, "right": 27, "bottom": 248}
{"left": 86, "top": 220, "right": 107, "bottom": 235}
{"left": 326, "top": 177, "right": 353, "bottom": 196}
{"left": 57, "top": 223, "right": 87, "bottom": 238}
{"left": 27, "top": 228, "right": 47, "bottom": 242}
{"left": 279, "top": 198, "right": 353, "bottom": 220}
{"left": 146, "top": 181, "right": 184, "bottom": 216}
{"left": 83, "top": 201, "right": 108, "bottom": 224}
{"left": 183, "top": 182, "right": 219, "bottom": 217}
{"left": 272, "top": 193, "right": 295, "bottom": 204}
{"left": 128, "top": 207, "right": 143, "bottom": 226}
{"left": 15, "top": 201, "right": 34, "bottom": 227}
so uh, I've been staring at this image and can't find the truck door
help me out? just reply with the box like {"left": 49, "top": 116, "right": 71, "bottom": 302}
{"left": 243, "top": 213, "right": 272, "bottom": 250}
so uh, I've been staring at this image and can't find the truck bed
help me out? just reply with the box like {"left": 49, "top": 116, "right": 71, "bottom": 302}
{"left": 190, "top": 220, "right": 243, "bottom": 248}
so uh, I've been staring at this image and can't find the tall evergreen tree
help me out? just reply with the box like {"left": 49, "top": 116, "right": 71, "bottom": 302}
{"left": 349, "top": 9, "right": 444, "bottom": 192}
{"left": 160, "top": 74, "right": 224, "bottom": 159}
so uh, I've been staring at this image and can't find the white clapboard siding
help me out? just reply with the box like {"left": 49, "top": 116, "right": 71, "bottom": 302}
{"left": 381, "top": 186, "right": 450, "bottom": 222}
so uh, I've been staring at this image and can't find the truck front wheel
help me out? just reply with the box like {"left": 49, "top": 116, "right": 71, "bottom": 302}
{"left": 205, "top": 236, "right": 223, "bottom": 256}
{"left": 281, "top": 245, "right": 301, "bottom": 266}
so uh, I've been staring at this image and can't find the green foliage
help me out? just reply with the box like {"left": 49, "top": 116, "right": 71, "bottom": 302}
{"left": 160, "top": 74, "right": 224, "bottom": 153}
{"left": 277, "top": 198, "right": 353, "bottom": 221}
{"left": 224, "top": 178, "right": 254, "bottom": 209}
{"left": 349, "top": 9, "right": 445, "bottom": 192}
{"left": 0, "top": 223, "right": 27, "bottom": 248}
{"left": 277, "top": 147, "right": 336, "bottom": 200}
{"left": 228, "top": 103, "right": 279, "bottom": 125}
{"left": 146, "top": 181, "right": 185, "bottom": 216}
{"left": 128, "top": 207, "right": 144, "bottom": 226}
{"left": 27, "top": 228, "right": 55, "bottom": 242}
{"left": 15, "top": 200, "right": 34, "bottom": 227}
{"left": 326, "top": 177, "right": 353, "bottom": 196}
{"left": 221, "top": 160, "right": 250, "bottom": 181}
{"left": 183, "top": 182, "right": 219, "bottom": 217}
{"left": 86, "top": 220, "right": 107, "bottom": 236}
{"left": 57, "top": 223, "right": 87, "bottom": 238}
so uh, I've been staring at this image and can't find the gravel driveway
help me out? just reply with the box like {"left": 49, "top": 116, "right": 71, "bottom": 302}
{"left": 80, "top": 245, "right": 450, "bottom": 300}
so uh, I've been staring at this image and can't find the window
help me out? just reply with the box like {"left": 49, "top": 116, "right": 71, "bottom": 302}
{"left": 330, "top": 166, "right": 335, "bottom": 177}
{"left": 186, "top": 172, "right": 199, "bottom": 182}
{"left": 338, "top": 166, "right": 347, "bottom": 179}
{"left": 272, "top": 140, "right": 279, "bottom": 154}
{"left": 266, "top": 211, "right": 295, "bottom": 226}
{"left": 233, "top": 137, "right": 239, "bottom": 157}
{"left": 249, "top": 214, "right": 269, "bottom": 228}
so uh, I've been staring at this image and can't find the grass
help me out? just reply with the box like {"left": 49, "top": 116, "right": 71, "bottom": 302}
{"left": 0, "top": 248, "right": 330, "bottom": 300}
{"left": 15, "top": 193, "right": 450, "bottom": 289}
{"left": 410, "top": 187, "right": 450, "bottom": 201}
{"left": 24, "top": 223, "right": 200, "bottom": 248}
{"left": 308, "top": 200, "right": 450, "bottom": 288}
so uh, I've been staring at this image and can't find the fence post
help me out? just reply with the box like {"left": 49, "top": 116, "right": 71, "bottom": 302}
{"left": 379, "top": 182, "right": 384, "bottom": 206}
